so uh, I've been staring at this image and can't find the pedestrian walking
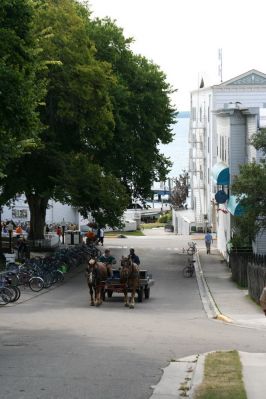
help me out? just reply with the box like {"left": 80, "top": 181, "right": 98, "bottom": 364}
{"left": 204, "top": 231, "right": 213, "bottom": 254}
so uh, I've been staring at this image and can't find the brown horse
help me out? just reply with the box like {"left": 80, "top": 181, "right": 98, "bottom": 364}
{"left": 120, "top": 256, "right": 140, "bottom": 309}
{"left": 85, "top": 259, "right": 107, "bottom": 306}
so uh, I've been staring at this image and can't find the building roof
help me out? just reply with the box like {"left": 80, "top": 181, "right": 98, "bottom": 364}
{"left": 215, "top": 69, "right": 266, "bottom": 87}
{"left": 191, "top": 69, "right": 266, "bottom": 94}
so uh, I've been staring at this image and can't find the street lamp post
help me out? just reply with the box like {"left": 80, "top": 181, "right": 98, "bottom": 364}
{"left": 61, "top": 218, "right": 66, "bottom": 245}
{"left": 7, "top": 222, "right": 13, "bottom": 253}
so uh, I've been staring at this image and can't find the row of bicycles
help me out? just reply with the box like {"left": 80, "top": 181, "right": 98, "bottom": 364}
{"left": 0, "top": 243, "right": 101, "bottom": 305}
{"left": 183, "top": 241, "right": 197, "bottom": 278}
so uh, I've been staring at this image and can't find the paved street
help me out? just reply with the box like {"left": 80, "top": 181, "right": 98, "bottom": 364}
{"left": 1, "top": 229, "right": 266, "bottom": 398}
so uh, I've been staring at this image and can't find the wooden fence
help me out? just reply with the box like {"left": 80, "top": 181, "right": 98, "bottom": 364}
{"left": 229, "top": 251, "right": 266, "bottom": 303}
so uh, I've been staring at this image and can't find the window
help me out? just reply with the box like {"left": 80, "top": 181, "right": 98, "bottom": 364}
{"left": 192, "top": 107, "right": 196, "bottom": 121}
{"left": 12, "top": 209, "right": 28, "bottom": 219}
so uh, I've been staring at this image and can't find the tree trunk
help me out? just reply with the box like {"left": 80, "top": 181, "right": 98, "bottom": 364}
{"left": 26, "top": 194, "right": 49, "bottom": 240}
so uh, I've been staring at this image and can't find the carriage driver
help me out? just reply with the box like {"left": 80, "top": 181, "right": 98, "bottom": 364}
{"left": 98, "top": 249, "right": 116, "bottom": 277}
{"left": 129, "top": 248, "right": 140, "bottom": 265}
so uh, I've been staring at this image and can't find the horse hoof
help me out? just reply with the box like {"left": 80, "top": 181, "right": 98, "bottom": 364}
{"left": 90, "top": 302, "right": 95, "bottom": 306}
{"left": 124, "top": 303, "right": 129, "bottom": 307}
{"left": 129, "top": 304, "right": 135, "bottom": 309}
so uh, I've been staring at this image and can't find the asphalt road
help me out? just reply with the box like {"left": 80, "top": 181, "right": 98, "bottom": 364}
{"left": 1, "top": 230, "right": 266, "bottom": 399}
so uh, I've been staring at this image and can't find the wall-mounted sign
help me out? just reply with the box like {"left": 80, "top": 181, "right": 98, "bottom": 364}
{"left": 215, "top": 190, "right": 228, "bottom": 204}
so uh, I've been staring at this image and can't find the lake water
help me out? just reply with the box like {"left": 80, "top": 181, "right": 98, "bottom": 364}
{"left": 159, "top": 117, "right": 190, "bottom": 178}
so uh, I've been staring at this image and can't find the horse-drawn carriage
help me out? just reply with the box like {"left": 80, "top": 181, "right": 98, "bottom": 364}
{"left": 86, "top": 256, "right": 154, "bottom": 308}
{"left": 102, "top": 268, "right": 154, "bottom": 303}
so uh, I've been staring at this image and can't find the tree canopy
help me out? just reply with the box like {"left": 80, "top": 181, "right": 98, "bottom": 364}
{"left": 0, "top": 0, "right": 176, "bottom": 239}
{"left": 232, "top": 128, "right": 266, "bottom": 241}
{"left": 87, "top": 17, "right": 176, "bottom": 199}
{"left": 0, "top": 0, "right": 44, "bottom": 178}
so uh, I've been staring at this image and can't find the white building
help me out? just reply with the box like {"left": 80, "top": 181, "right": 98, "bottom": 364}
{"left": 186, "top": 69, "right": 266, "bottom": 253}
{"left": 1, "top": 195, "right": 79, "bottom": 227}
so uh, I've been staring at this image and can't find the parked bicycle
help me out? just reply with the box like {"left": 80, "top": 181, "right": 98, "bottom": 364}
{"left": 0, "top": 281, "right": 14, "bottom": 305}
{"left": 186, "top": 241, "right": 197, "bottom": 256}
{"left": 1, "top": 242, "right": 100, "bottom": 302}
{"left": 183, "top": 258, "right": 196, "bottom": 278}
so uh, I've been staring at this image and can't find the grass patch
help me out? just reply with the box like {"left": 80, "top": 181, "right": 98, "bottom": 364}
{"left": 105, "top": 230, "right": 144, "bottom": 237}
{"left": 194, "top": 351, "right": 247, "bottom": 399}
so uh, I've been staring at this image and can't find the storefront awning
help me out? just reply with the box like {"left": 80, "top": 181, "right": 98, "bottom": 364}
{"left": 227, "top": 195, "right": 244, "bottom": 216}
{"left": 212, "top": 162, "right": 230, "bottom": 185}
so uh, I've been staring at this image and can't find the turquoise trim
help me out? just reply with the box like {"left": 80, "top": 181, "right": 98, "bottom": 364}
{"left": 227, "top": 195, "right": 244, "bottom": 216}
{"left": 212, "top": 162, "right": 230, "bottom": 185}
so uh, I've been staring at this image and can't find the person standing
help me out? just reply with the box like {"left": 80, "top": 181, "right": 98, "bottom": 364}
{"left": 204, "top": 231, "right": 213, "bottom": 254}
{"left": 15, "top": 225, "right": 23, "bottom": 235}
{"left": 56, "top": 226, "right": 62, "bottom": 239}
{"left": 97, "top": 227, "right": 104, "bottom": 246}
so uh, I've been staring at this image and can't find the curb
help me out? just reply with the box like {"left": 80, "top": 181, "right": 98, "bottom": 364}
{"left": 189, "top": 354, "right": 205, "bottom": 398}
{"left": 195, "top": 251, "right": 233, "bottom": 323}
{"left": 150, "top": 355, "right": 200, "bottom": 398}
{"left": 215, "top": 314, "right": 233, "bottom": 323}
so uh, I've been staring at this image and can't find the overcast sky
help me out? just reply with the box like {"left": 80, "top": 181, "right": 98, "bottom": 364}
{"left": 87, "top": 0, "right": 266, "bottom": 111}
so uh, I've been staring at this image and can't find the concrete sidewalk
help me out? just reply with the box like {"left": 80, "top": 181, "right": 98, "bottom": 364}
{"left": 198, "top": 250, "right": 266, "bottom": 330}
{"left": 150, "top": 248, "right": 266, "bottom": 398}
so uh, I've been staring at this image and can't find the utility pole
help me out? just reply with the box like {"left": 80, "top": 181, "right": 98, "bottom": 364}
{"left": 218, "top": 48, "right": 223, "bottom": 83}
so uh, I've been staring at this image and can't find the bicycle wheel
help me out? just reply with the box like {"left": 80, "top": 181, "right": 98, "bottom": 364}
{"left": 12, "top": 286, "right": 21, "bottom": 302}
{"left": 54, "top": 270, "right": 64, "bottom": 283}
{"left": 183, "top": 266, "right": 193, "bottom": 278}
{"left": 43, "top": 273, "right": 53, "bottom": 288}
{"left": 29, "top": 276, "right": 44, "bottom": 292}
{"left": 0, "top": 288, "right": 12, "bottom": 305}
{"left": 6, "top": 286, "right": 17, "bottom": 303}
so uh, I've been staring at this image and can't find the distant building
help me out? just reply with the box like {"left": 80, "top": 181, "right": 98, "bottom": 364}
{"left": 1, "top": 195, "right": 79, "bottom": 227}
{"left": 175, "top": 69, "right": 266, "bottom": 253}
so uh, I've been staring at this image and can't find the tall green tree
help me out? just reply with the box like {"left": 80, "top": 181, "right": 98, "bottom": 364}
{"left": 0, "top": 0, "right": 44, "bottom": 177}
{"left": 56, "top": 154, "right": 129, "bottom": 228}
{"left": 1, "top": 0, "right": 116, "bottom": 239}
{"left": 86, "top": 18, "right": 176, "bottom": 199}
{"left": 1, "top": 2, "right": 176, "bottom": 239}
{"left": 232, "top": 129, "right": 266, "bottom": 241}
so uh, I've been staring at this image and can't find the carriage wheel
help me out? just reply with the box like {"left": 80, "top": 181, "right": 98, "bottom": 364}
{"left": 137, "top": 287, "right": 144, "bottom": 303}
{"left": 144, "top": 287, "right": 150, "bottom": 299}
{"left": 107, "top": 289, "right": 113, "bottom": 298}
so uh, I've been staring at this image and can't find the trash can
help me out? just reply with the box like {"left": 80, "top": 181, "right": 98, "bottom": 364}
{"left": 65, "top": 231, "right": 73, "bottom": 245}
{"left": 73, "top": 231, "right": 80, "bottom": 245}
